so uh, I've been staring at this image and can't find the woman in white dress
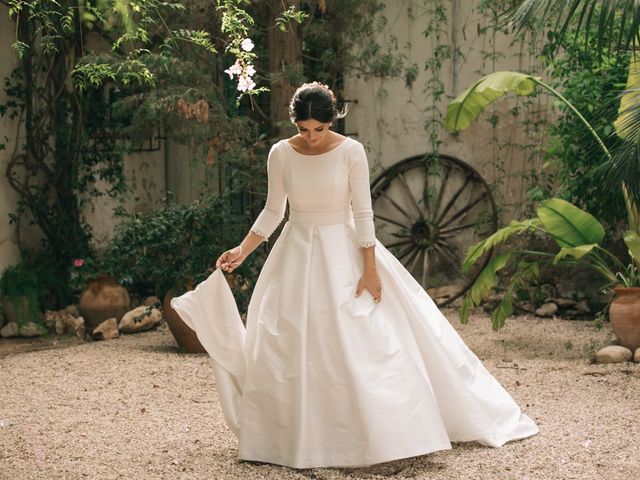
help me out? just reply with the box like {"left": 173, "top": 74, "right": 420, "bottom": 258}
{"left": 171, "top": 82, "right": 539, "bottom": 470}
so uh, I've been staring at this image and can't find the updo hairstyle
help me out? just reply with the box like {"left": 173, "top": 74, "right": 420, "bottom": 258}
{"left": 288, "top": 82, "right": 348, "bottom": 124}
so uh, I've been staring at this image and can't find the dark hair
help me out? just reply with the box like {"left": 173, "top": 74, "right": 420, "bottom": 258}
{"left": 288, "top": 82, "right": 348, "bottom": 124}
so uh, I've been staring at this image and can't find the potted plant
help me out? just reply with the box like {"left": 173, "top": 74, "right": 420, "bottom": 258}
{"left": 103, "top": 193, "right": 258, "bottom": 352}
{"left": 69, "top": 256, "right": 131, "bottom": 333}
{"left": 459, "top": 198, "right": 640, "bottom": 347}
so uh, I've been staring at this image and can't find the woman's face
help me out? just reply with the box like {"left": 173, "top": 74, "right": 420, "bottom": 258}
{"left": 295, "top": 119, "right": 331, "bottom": 147}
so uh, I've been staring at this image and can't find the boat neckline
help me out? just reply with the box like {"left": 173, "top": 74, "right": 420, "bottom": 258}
{"left": 283, "top": 136, "right": 352, "bottom": 157}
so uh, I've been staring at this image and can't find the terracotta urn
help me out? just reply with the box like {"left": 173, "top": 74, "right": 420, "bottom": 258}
{"left": 78, "top": 275, "right": 130, "bottom": 332}
{"left": 163, "top": 287, "right": 206, "bottom": 353}
{"left": 609, "top": 287, "right": 640, "bottom": 351}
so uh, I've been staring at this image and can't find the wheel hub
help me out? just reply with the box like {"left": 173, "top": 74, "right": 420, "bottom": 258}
{"left": 410, "top": 220, "right": 437, "bottom": 248}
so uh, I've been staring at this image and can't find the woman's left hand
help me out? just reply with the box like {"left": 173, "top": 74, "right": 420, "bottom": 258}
{"left": 355, "top": 270, "right": 382, "bottom": 303}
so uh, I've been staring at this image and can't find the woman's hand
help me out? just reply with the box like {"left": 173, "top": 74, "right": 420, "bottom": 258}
{"left": 215, "top": 246, "right": 245, "bottom": 273}
{"left": 355, "top": 270, "right": 382, "bottom": 303}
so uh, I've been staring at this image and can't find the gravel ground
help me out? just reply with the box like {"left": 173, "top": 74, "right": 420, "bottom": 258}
{"left": 1, "top": 311, "right": 638, "bottom": 480}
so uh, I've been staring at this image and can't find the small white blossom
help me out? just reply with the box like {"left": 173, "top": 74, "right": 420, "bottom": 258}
{"left": 241, "top": 38, "right": 254, "bottom": 52}
{"left": 245, "top": 64, "right": 256, "bottom": 77}
{"left": 224, "top": 60, "right": 243, "bottom": 79}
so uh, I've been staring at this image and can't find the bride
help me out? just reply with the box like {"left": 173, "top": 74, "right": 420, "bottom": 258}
{"left": 172, "top": 81, "right": 539, "bottom": 469}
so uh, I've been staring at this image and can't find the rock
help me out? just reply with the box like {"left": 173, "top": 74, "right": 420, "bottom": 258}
{"left": 634, "top": 348, "right": 640, "bottom": 363}
{"left": 92, "top": 318, "right": 119, "bottom": 341}
{"left": 595, "top": 345, "right": 633, "bottom": 363}
{"left": 535, "top": 302, "right": 558, "bottom": 317}
{"left": 118, "top": 306, "right": 162, "bottom": 334}
{"left": 43, "top": 309, "right": 60, "bottom": 331}
{"left": 68, "top": 316, "right": 85, "bottom": 339}
{"left": 575, "top": 300, "right": 590, "bottom": 314}
{"left": 143, "top": 296, "right": 161, "bottom": 307}
{"left": 19, "top": 321, "right": 47, "bottom": 337}
{"left": 0, "top": 322, "right": 19, "bottom": 338}
{"left": 63, "top": 304, "right": 80, "bottom": 317}
{"left": 554, "top": 297, "right": 576, "bottom": 308}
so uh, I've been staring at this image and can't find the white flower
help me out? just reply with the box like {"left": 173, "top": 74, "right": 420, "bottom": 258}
{"left": 237, "top": 75, "right": 256, "bottom": 92}
{"left": 245, "top": 64, "right": 256, "bottom": 77}
{"left": 241, "top": 38, "right": 254, "bottom": 52}
{"left": 224, "top": 60, "right": 243, "bottom": 79}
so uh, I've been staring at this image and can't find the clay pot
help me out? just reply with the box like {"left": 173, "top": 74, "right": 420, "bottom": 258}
{"left": 609, "top": 287, "right": 640, "bottom": 351}
{"left": 78, "top": 275, "right": 130, "bottom": 332}
{"left": 163, "top": 288, "right": 206, "bottom": 353}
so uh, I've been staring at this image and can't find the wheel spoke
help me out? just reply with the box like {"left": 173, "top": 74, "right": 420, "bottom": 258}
{"left": 396, "top": 244, "right": 416, "bottom": 261}
{"left": 396, "top": 171, "right": 422, "bottom": 218}
{"left": 431, "top": 164, "right": 451, "bottom": 221}
{"left": 438, "top": 192, "right": 488, "bottom": 229}
{"left": 390, "top": 231, "right": 412, "bottom": 239}
{"left": 407, "top": 247, "right": 423, "bottom": 275}
{"left": 379, "top": 189, "right": 417, "bottom": 223}
{"left": 422, "top": 162, "right": 430, "bottom": 218}
{"left": 434, "top": 172, "right": 472, "bottom": 225}
{"left": 374, "top": 213, "right": 411, "bottom": 230}
{"left": 434, "top": 241, "right": 464, "bottom": 276}
{"left": 384, "top": 238, "right": 414, "bottom": 249}
{"left": 421, "top": 250, "right": 430, "bottom": 287}
{"left": 439, "top": 218, "right": 492, "bottom": 236}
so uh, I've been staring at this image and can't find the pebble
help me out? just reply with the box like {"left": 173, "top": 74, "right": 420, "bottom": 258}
{"left": 595, "top": 345, "right": 633, "bottom": 363}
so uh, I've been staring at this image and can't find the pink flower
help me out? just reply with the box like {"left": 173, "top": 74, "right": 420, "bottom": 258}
{"left": 237, "top": 75, "right": 256, "bottom": 92}
{"left": 224, "top": 60, "right": 243, "bottom": 79}
{"left": 73, "top": 259, "right": 84, "bottom": 267}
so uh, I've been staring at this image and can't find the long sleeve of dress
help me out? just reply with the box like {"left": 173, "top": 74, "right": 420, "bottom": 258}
{"left": 348, "top": 142, "right": 377, "bottom": 248}
{"left": 249, "top": 145, "right": 288, "bottom": 242}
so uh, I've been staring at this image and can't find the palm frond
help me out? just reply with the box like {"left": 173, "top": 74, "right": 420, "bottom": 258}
{"left": 507, "top": 0, "right": 640, "bottom": 58}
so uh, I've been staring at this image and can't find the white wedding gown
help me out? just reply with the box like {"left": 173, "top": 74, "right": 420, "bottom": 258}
{"left": 170, "top": 137, "right": 539, "bottom": 469}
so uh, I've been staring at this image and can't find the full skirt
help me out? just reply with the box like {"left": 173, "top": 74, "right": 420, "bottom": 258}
{"left": 170, "top": 218, "right": 539, "bottom": 469}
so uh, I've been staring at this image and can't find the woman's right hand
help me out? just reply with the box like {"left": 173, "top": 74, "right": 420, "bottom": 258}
{"left": 215, "top": 245, "right": 245, "bottom": 273}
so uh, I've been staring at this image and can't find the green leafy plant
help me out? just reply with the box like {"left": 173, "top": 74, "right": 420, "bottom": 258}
{"left": 0, "top": 257, "right": 43, "bottom": 327}
{"left": 447, "top": 68, "right": 640, "bottom": 329}
{"left": 459, "top": 198, "right": 640, "bottom": 330}
{"left": 67, "top": 257, "right": 104, "bottom": 293}
{"left": 103, "top": 193, "right": 260, "bottom": 313}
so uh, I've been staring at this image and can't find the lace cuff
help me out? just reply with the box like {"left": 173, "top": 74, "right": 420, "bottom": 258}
{"left": 250, "top": 226, "right": 269, "bottom": 241}
{"left": 250, "top": 214, "right": 284, "bottom": 242}
{"left": 359, "top": 240, "right": 376, "bottom": 248}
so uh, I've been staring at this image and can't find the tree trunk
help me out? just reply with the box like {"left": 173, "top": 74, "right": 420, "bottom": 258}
{"left": 267, "top": 0, "right": 303, "bottom": 133}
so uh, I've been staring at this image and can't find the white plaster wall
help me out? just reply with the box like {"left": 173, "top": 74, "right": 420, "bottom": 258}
{"left": 344, "top": 0, "right": 551, "bottom": 221}
{"left": 80, "top": 147, "right": 167, "bottom": 251}
{"left": 0, "top": 6, "right": 43, "bottom": 272}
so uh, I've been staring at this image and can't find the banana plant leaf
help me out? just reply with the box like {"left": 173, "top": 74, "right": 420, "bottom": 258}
{"left": 552, "top": 244, "right": 598, "bottom": 264}
{"left": 445, "top": 71, "right": 540, "bottom": 132}
{"left": 536, "top": 198, "right": 605, "bottom": 248}
{"left": 624, "top": 230, "right": 640, "bottom": 263}
{"left": 614, "top": 54, "right": 640, "bottom": 142}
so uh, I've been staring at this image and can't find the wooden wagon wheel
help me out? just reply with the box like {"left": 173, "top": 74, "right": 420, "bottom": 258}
{"left": 370, "top": 153, "right": 498, "bottom": 307}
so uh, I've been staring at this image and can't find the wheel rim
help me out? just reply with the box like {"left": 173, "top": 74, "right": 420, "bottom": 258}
{"left": 370, "top": 153, "right": 498, "bottom": 307}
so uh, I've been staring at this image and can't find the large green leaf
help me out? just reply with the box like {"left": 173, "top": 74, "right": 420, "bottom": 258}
{"left": 446, "top": 71, "right": 540, "bottom": 132}
{"left": 459, "top": 252, "right": 511, "bottom": 323}
{"left": 552, "top": 244, "right": 598, "bottom": 264}
{"left": 624, "top": 230, "right": 640, "bottom": 263}
{"left": 536, "top": 198, "right": 605, "bottom": 248}
{"left": 490, "top": 261, "right": 539, "bottom": 331}
{"left": 463, "top": 218, "right": 540, "bottom": 273}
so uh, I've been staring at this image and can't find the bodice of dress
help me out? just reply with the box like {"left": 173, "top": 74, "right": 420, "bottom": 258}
{"left": 249, "top": 137, "right": 377, "bottom": 248}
